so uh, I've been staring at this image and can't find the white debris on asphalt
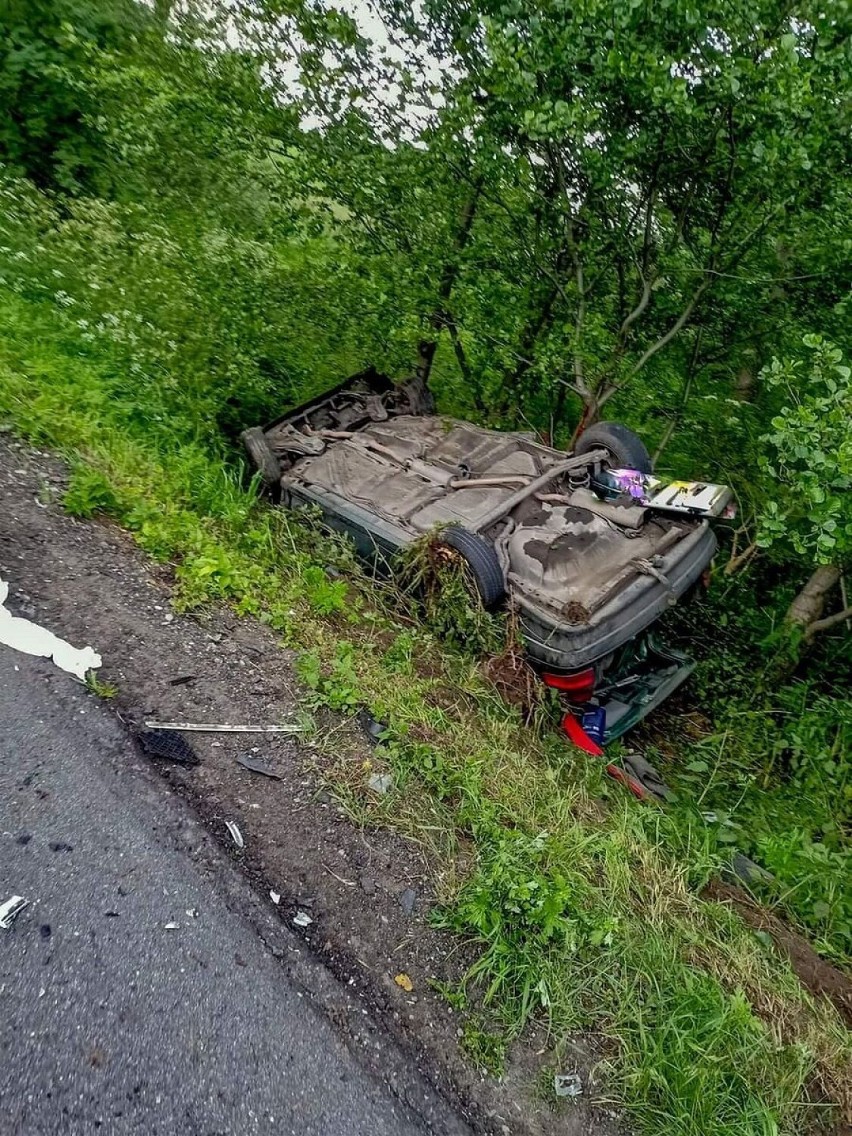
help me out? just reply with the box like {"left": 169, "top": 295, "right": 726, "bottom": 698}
{"left": 0, "top": 577, "right": 101, "bottom": 680}
{"left": 269, "top": 891, "right": 281, "bottom": 905}
{"left": 293, "top": 911, "right": 313, "bottom": 928}
{"left": 0, "top": 895, "right": 28, "bottom": 929}
{"left": 225, "top": 821, "right": 245, "bottom": 849}
{"left": 164, "top": 922, "right": 180, "bottom": 931}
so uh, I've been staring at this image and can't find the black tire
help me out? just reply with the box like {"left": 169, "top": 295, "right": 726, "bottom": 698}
{"left": 241, "top": 427, "right": 281, "bottom": 493}
{"left": 438, "top": 526, "right": 506, "bottom": 610}
{"left": 574, "top": 421, "right": 653, "bottom": 472}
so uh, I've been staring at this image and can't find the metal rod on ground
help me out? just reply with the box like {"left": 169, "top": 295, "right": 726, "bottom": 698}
{"left": 143, "top": 721, "right": 303, "bottom": 733}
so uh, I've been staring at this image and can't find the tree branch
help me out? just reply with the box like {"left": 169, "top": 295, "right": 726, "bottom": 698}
{"left": 625, "top": 277, "right": 711, "bottom": 380}
{"left": 805, "top": 605, "right": 852, "bottom": 640}
{"left": 653, "top": 325, "right": 705, "bottom": 462}
{"left": 724, "top": 541, "right": 759, "bottom": 575}
{"left": 443, "top": 314, "right": 473, "bottom": 385}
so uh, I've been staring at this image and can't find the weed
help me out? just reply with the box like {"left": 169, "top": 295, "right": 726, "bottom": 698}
{"left": 460, "top": 1020, "right": 507, "bottom": 1078}
{"left": 85, "top": 671, "right": 118, "bottom": 699}
{"left": 301, "top": 565, "right": 349, "bottom": 616}
{"left": 64, "top": 463, "right": 124, "bottom": 519}
{"left": 397, "top": 532, "right": 507, "bottom": 656}
{"left": 296, "top": 643, "right": 361, "bottom": 713}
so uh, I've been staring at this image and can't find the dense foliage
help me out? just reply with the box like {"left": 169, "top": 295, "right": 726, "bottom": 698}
{"left": 0, "top": 1, "right": 850, "bottom": 1131}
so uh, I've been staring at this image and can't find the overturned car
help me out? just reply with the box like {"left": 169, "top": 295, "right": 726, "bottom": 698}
{"left": 243, "top": 371, "right": 733, "bottom": 746}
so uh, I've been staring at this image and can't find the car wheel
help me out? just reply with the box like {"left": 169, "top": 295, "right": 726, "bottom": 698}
{"left": 574, "top": 421, "right": 653, "bottom": 472}
{"left": 241, "top": 427, "right": 282, "bottom": 495}
{"left": 437, "top": 526, "right": 506, "bottom": 610}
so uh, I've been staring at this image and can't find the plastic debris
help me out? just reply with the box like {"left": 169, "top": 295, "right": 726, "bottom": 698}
{"left": 293, "top": 911, "right": 313, "bottom": 928}
{"left": 225, "top": 821, "right": 244, "bottom": 849}
{"left": 0, "top": 896, "right": 28, "bottom": 929}
{"left": 137, "top": 728, "right": 198, "bottom": 765}
{"left": 358, "top": 706, "right": 389, "bottom": 746}
{"left": 621, "top": 752, "right": 674, "bottom": 802}
{"left": 394, "top": 973, "right": 413, "bottom": 992}
{"left": 164, "top": 922, "right": 180, "bottom": 931}
{"left": 270, "top": 891, "right": 281, "bottom": 905}
{"left": 368, "top": 772, "right": 393, "bottom": 795}
{"left": 554, "top": 1073, "right": 583, "bottom": 1099}
{"left": 580, "top": 704, "right": 606, "bottom": 747}
{"left": 561, "top": 712, "right": 604, "bottom": 757}
{"left": 0, "top": 577, "right": 101, "bottom": 680}
{"left": 398, "top": 887, "right": 418, "bottom": 915}
{"left": 144, "top": 720, "right": 302, "bottom": 734}
{"left": 728, "top": 852, "right": 774, "bottom": 885}
{"left": 235, "top": 753, "right": 282, "bottom": 779}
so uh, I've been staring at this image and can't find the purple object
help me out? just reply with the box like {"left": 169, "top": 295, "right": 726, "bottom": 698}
{"left": 601, "top": 468, "right": 649, "bottom": 499}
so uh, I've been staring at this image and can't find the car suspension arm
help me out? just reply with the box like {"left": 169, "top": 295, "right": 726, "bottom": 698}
{"left": 470, "top": 450, "right": 609, "bottom": 535}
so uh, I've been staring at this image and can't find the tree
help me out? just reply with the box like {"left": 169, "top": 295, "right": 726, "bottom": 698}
{"left": 271, "top": 0, "right": 852, "bottom": 436}
{"left": 0, "top": 0, "right": 150, "bottom": 192}
{"left": 754, "top": 336, "right": 852, "bottom": 641}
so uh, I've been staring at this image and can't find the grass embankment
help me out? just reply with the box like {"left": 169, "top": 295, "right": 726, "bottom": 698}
{"left": 1, "top": 292, "right": 849, "bottom": 1136}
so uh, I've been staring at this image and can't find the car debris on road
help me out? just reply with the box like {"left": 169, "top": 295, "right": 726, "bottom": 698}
{"left": 144, "top": 720, "right": 303, "bottom": 734}
{"left": 225, "top": 821, "right": 244, "bottom": 849}
{"left": 0, "top": 895, "right": 28, "bottom": 929}
{"left": 137, "top": 728, "right": 198, "bottom": 765}
{"left": 235, "top": 753, "right": 282, "bottom": 779}
{"left": 367, "top": 772, "right": 393, "bottom": 795}
{"left": 554, "top": 1072, "right": 583, "bottom": 1099}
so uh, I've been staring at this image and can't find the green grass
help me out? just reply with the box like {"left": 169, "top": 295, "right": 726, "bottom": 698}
{"left": 640, "top": 589, "right": 852, "bottom": 963}
{"left": 1, "top": 289, "right": 850, "bottom": 1135}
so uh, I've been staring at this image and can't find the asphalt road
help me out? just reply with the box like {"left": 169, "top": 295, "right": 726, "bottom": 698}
{"left": 0, "top": 647, "right": 462, "bottom": 1136}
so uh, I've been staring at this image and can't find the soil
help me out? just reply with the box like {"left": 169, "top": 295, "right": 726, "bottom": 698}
{"left": 0, "top": 434, "right": 621, "bottom": 1136}
{"left": 640, "top": 698, "right": 852, "bottom": 1027}
{"left": 704, "top": 881, "right": 852, "bottom": 1028}
{"left": 481, "top": 645, "right": 542, "bottom": 718}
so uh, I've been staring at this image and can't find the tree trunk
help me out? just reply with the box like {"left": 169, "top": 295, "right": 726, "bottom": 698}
{"left": 570, "top": 398, "right": 598, "bottom": 444}
{"left": 414, "top": 178, "right": 483, "bottom": 392}
{"left": 772, "top": 564, "right": 846, "bottom": 679}
{"left": 413, "top": 339, "right": 438, "bottom": 391}
{"left": 734, "top": 365, "right": 757, "bottom": 402}
{"left": 785, "top": 565, "right": 841, "bottom": 632}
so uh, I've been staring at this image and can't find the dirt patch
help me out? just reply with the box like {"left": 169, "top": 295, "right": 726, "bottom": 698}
{"left": 704, "top": 880, "right": 852, "bottom": 1028}
{"left": 0, "top": 435, "right": 618, "bottom": 1136}
{"left": 482, "top": 645, "right": 541, "bottom": 718}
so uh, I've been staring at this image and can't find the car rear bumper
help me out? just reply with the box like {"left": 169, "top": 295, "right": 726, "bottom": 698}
{"left": 595, "top": 637, "right": 695, "bottom": 741}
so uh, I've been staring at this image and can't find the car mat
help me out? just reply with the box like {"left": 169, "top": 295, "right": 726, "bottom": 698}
{"left": 621, "top": 752, "right": 674, "bottom": 802}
